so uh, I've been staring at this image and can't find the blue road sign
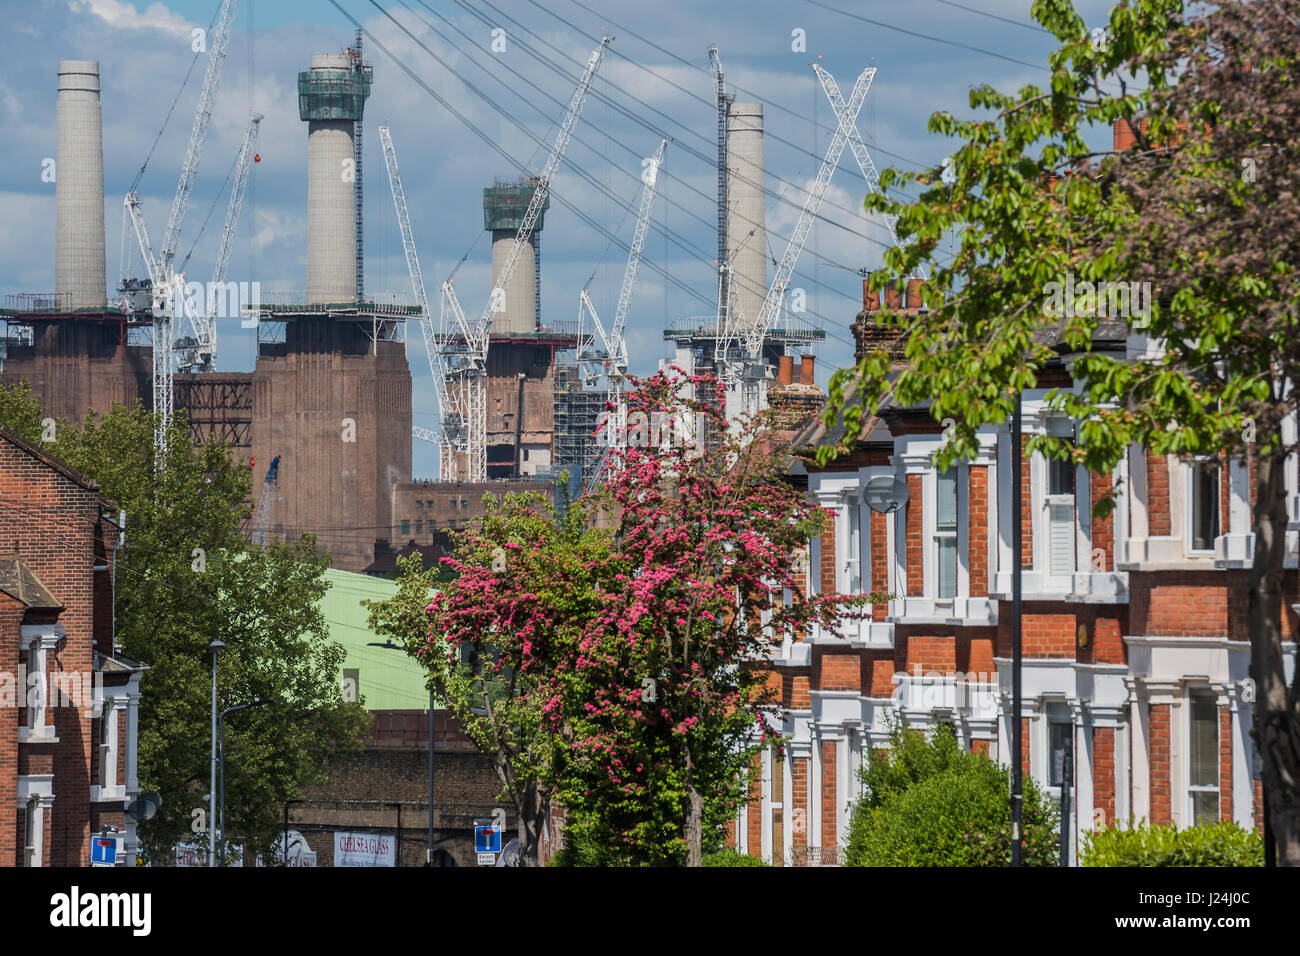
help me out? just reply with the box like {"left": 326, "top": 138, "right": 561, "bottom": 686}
{"left": 91, "top": 835, "right": 118, "bottom": 865}
{"left": 474, "top": 825, "right": 502, "bottom": 854}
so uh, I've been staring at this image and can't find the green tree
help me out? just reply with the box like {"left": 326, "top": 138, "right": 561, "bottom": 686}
{"left": 820, "top": 0, "right": 1300, "bottom": 862}
{"left": 1, "top": 388, "right": 369, "bottom": 861}
{"left": 845, "top": 721, "right": 1058, "bottom": 866}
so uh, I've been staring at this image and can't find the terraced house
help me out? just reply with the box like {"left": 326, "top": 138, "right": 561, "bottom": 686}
{"left": 734, "top": 271, "right": 1298, "bottom": 866}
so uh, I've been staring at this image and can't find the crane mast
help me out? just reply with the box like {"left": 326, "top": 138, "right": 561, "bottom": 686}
{"left": 440, "top": 36, "right": 611, "bottom": 483}
{"left": 579, "top": 138, "right": 667, "bottom": 470}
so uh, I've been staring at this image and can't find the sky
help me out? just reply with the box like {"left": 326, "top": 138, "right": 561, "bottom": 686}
{"left": 0, "top": 0, "right": 1120, "bottom": 477}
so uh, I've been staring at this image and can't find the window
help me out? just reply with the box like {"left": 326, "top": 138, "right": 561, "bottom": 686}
{"left": 1191, "top": 461, "right": 1220, "bottom": 552}
{"left": 1049, "top": 718, "right": 1073, "bottom": 788}
{"left": 1046, "top": 442, "right": 1076, "bottom": 576}
{"left": 401, "top": 520, "right": 411, "bottom": 536}
{"left": 1189, "top": 691, "right": 1220, "bottom": 824}
{"left": 415, "top": 520, "right": 423, "bottom": 534}
{"left": 935, "top": 469, "right": 958, "bottom": 598}
{"left": 24, "top": 796, "right": 39, "bottom": 867}
{"left": 99, "top": 698, "right": 116, "bottom": 789}
{"left": 844, "top": 500, "right": 862, "bottom": 593}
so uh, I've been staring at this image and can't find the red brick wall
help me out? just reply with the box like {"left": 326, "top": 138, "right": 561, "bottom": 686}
{"left": 746, "top": 753, "right": 762, "bottom": 853}
{"left": 820, "top": 740, "right": 837, "bottom": 861}
{"left": 1147, "top": 452, "right": 1171, "bottom": 536}
{"left": 906, "top": 475, "right": 923, "bottom": 596}
{"left": 869, "top": 657, "right": 896, "bottom": 698}
{"left": 819, "top": 652, "right": 861, "bottom": 693}
{"left": 819, "top": 515, "right": 837, "bottom": 595}
{"left": 1021, "top": 453, "right": 1033, "bottom": 569}
{"left": 0, "top": 437, "right": 107, "bottom": 865}
{"left": 968, "top": 466, "right": 988, "bottom": 596}
{"left": 0, "top": 600, "right": 20, "bottom": 865}
{"left": 1090, "top": 470, "right": 1114, "bottom": 571}
{"left": 901, "top": 634, "right": 956, "bottom": 674}
{"left": 1149, "top": 704, "right": 1172, "bottom": 825}
{"left": 1219, "top": 705, "right": 1233, "bottom": 822}
{"left": 791, "top": 756, "right": 809, "bottom": 852}
{"left": 1093, "top": 727, "right": 1116, "bottom": 828}
{"left": 870, "top": 509, "right": 889, "bottom": 618}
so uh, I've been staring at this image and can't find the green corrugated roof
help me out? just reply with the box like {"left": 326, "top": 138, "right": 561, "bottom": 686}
{"left": 321, "top": 568, "right": 440, "bottom": 711}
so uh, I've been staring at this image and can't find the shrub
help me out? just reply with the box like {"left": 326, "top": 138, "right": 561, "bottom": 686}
{"left": 702, "top": 848, "right": 769, "bottom": 867}
{"left": 1081, "top": 821, "right": 1262, "bottom": 867}
{"left": 844, "top": 719, "right": 1058, "bottom": 867}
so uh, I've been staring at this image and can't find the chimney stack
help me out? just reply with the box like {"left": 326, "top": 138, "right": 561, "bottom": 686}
{"left": 776, "top": 354, "right": 793, "bottom": 387}
{"left": 56, "top": 61, "right": 106, "bottom": 311}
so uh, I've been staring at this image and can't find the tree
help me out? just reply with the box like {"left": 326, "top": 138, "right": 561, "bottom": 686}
{"left": 845, "top": 721, "right": 1058, "bottom": 867}
{"left": 550, "top": 369, "right": 871, "bottom": 865}
{"left": 368, "top": 494, "right": 613, "bottom": 867}
{"left": 0, "top": 387, "right": 369, "bottom": 860}
{"left": 820, "top": 0, "right": 1300, "bottom": 862}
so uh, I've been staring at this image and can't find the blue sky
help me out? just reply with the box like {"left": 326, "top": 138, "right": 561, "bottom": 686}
{"left": 1, "top": 0, "right": 1119, "bottom": 477}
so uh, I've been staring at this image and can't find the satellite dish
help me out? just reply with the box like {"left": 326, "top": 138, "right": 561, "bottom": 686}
{"left": 495, "top": 838, "right": 521, "bottom": 867}
{"left": 125, "top": 791, "right": 163, "bottom": 823}
{"left": 862, "top": 475, "right": 909, "bottom": 514}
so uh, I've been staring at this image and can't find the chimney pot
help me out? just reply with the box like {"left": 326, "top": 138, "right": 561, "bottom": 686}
{"left": 799, "top": 355, "right": 815, "bottom": 386}
{"left": 884, "top": 284, "right": 904, "bottom": 310}
{"left": 906, "top": 278, "right": 924, "bottom": 310}
{"left": 776, "top": 355, "right": 794, "bottom": 387}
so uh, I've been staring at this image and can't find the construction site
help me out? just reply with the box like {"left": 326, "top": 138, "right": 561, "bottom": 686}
{"left": 0, "top": 5, "right": 902, "bottom": 575}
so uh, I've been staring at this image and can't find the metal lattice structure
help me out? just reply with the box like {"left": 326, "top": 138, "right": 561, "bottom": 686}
{"left": 440, "top": 37, "right": 611, "bottom": 483}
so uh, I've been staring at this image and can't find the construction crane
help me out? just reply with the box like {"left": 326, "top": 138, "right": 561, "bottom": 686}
{"left": 249, "top": 455, "right": 281, "bottom": 546}
{"left": 717, "top": 62, "right": 878, "bottom": 423}
{"left": 440, "top": 36, "right": 612, "bottom": 483}
{"left": 119, "top": 0, "right": 241, "bottom": 455}
{"left": 578, "top": 137, "right": 667, "bottom": 473}
{"left": 378, "top": 123, "right": 460, "bottom": 480}
{"left": 709, "top": 45, "right": 730, "bottom": 341}
{"left": 177, "top": 112, "right": 263, "bottom": 373}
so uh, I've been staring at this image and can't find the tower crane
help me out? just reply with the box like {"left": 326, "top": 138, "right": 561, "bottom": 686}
{"left": 708, "top": 45, "right": 730, "bottom": 342}
{"left": 249, "top": 455, "right": 281, "bottom": 546}
{"left": 440, "top": 37, "right": 612, "bottom": 483}
{"left": 717, "top": 62, "right": 885, "bottom": 423}
{"left": 119, "top": 0, "right": 241, "bottom": 454}
{"left": 178, "top": 112, "right": 263, "bottom": 373}
{"left": 378, "top": 123, "right": 459, "bottom": 481}
{"left": 578, "top": 138, "right": 667, "bottom": 475}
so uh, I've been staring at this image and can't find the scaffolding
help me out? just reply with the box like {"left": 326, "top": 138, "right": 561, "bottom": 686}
{"left": 552, "top": 362, "right": 608, "bottom": 490}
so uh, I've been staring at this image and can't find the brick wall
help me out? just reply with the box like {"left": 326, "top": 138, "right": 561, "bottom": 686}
{"left": 1147, "top": 452, "right": 1171, "bottom": 536}
{"left": 1093, "top": 727, "right": 1116, "bottom": 828}
{"left": 791, "top": 755, "right": 808, "bottom": 857}
{"left": 870, "top": 509, "right": 889, "bottom": 618}
{"left": 819, "top": 514, "right": 837, "bottom": 595}
{"left": 1149, "top": 704, "right": 1172, "bottom": 825}
{"left": 906, "top": 475, "right": 923, "bottom": 595}
{"left": 968, "top": 466, "right": 988, "bottom": 596}
{"left": 1090, "top": 470, "right": 1114, "bottom": 571}
{"left": 818, "top": 652, "right": 861, "bottom": 693}
{"left": 819, "top": 740, "right": 837, "bottom": 864}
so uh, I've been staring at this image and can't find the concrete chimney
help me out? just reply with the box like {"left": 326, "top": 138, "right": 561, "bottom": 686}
{"left": 799, "top": 355, "right": 815, "bottom": 386}
{"left": 725, "top": 102, "right": 766, "bottom": 335}
{"left": 299, "top": 52, "right": 370, "bottom": 305}
{"left": 56, "top": 61, "right": 106, "bottom": 311}
{"left": 484, "top": 181, "right": 549, "bottom": 334}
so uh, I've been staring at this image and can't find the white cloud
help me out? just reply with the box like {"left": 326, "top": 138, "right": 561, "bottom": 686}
{"left": 67, "top": 0, "right": 195, "bottom": 39}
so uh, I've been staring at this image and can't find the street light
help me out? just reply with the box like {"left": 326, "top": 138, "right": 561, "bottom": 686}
{"left": 1011, "top": 392, "right": 1024, "bottom": 867}
{"left": 218, "top": 698, "right": 276, "bottom": 866}
{"left": 208, "top": 639, "right": 225, "bottom": 869}
{"left": 367, "top": 639, "right": 436, "bottom": 866}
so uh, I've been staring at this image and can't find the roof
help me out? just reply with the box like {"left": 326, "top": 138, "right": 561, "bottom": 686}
{"left": 0, "top": 556, "right": 63, "bottom": 610}
{"left": 0, "top": 426, "right": 101, "bottom": 494}
{"left": 321, "top": 567, "right": 443, "bottom": 711}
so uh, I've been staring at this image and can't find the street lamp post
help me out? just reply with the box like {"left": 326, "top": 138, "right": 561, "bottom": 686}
{"left": 368, "top": 640, "right": 435, "bottom": 866}
{"left": 208, "top": 640, "right": 225, "bottom": 868}
{"left": 1011, "top": 393, "right": 1024, "bottom": 867}
{"left": 218, "top": 698, "right": 275, "bottom": 866}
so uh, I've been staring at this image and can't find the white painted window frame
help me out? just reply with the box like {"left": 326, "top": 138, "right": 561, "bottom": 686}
{"left": 1184, "top": 459, "right": 1221, "bottom": 556}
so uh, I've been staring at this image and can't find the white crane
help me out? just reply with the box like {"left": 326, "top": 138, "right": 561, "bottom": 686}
{"left": 709, "top": 45, "right": 729, "bottom": 341}
{"left": 178, "top": 112, "right": 263, "bottom": 373}
{"left": 717, "top": 62, "right": 878, "bottom": 423}
{"left": 579, "top": 138, "right": 667, "bottom": 471}
{"left": 440, "top": 37, "right": 612, "bottom": 483}
{"left": 120, "top": 0, "right": 241, "bottom": 454}
{"left": 378, "top": 123, "right": 460, "bottom": 481}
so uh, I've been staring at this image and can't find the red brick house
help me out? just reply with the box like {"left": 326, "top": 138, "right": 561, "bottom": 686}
{"left": 0, "top": 426, "right": 144, "bottom": 866}
{"left": 730, "top": 275, "right": 1296, "bottom": 865}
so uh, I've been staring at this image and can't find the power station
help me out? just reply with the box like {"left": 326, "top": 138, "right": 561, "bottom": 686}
{"left": 0, "top": 33, "right": 899, "bottom": 573}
